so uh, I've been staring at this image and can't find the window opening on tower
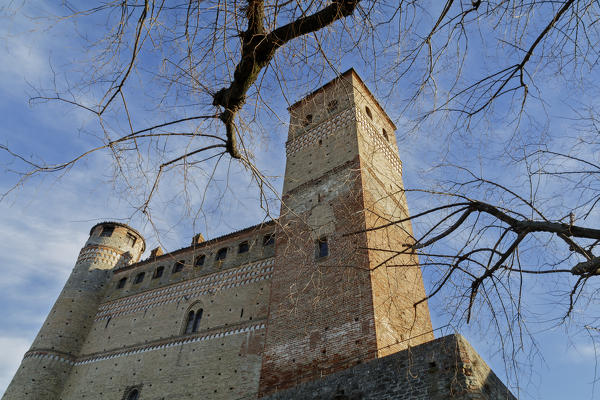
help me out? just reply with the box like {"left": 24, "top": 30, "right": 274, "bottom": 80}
{"left": 263, "top": 233, "right": 275, "bottom": 246}
{"left": 134, "top": 272, "right": 145, "bottom": 284}
{"left": 117, "top": 277, "right": 127, "bottom": 289}
{"left": 216, "top": 247, "right": 228, "bottom": 261}
{"left": 152, "top": 266, "right": 164, "bottom": 279}
{"left": 126, "top": 232, "right": 137, "bottom": 247}
{"left": 172, "top": 260, "right": 184, "bottom": 273}
{"left": 316, "top": 237, "right": 329, "bottom": 259}
{"left": 302, "top": 114, "right": 313, "bottom": 126}
{"left": 185, "top": 308, "right": 203, "bottom": 334}
{"left": 238, "top": 241, "right": 249, "bottom": 254}
{"left": 194, "top": 254, "right": 205, "bottom": 267}
{"left": 100, "top": 226, "right": 114, "bottom": 237}
{"left": 126, "top": 388, "right": 139, "bottom": 400}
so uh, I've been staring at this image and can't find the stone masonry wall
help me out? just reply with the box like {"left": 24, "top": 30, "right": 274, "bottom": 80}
{"left": 57, "top": 224, "right": 276, "bottom": 399}
{"left": 262, "top": 334, "right": 516, "bottom": 400}
{"left": 3, "top": 223, "right": 145, "bottom": 400}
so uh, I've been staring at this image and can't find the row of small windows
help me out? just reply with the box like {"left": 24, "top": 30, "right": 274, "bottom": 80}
{"left": 116, "top": 233, "right": 275, "bottom": 289}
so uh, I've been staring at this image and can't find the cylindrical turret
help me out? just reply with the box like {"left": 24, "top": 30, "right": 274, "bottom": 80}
{"left": 3, "top": 222, "right": 145, "bottom": 400}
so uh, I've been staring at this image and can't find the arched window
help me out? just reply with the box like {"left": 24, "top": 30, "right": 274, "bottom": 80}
{"left": 185, "top": 308, "right": 203, "bottom": 334}
{"left": 192, "top": 309, "right": 203, "bottom": 332}
{"left": 216, "top": 247, "right": 228, "bottom": 261}
{"left": 117, "top": 277, "right": 127, "bottom": 289}
{"left": 194, "top": 254, "right": 205, "bottom": 267}
{"left": 126, "top": 389, "right": 139, "bottom": 400}
{"left": 365, "top": 106, "right": 373, "bottom": 120}
{"left": 152, "top": 266, "right": 164, "bottom": 279}
{"left": 185, "top": 310, "right": 195, "bottom": 334}
{"left": 172, "top": 260, "right": 184, "bottom": 273}
{"left": 134, "top": 272, "right": 145, "bottom": 284}
{"left": 382, "top": 128, "right": 389, "bottom": 142}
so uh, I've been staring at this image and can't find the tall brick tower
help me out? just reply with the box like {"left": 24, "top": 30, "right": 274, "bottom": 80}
{"left": 3, "top": 222, "right": 145, "bottom": 400}
{"left": 258, "top": 69, "right": 434, "bottom": 395}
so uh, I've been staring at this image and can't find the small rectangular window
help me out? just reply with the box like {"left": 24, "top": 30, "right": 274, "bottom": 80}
{"left": 216, "top": 248, "right": 228, "bottom": 261}
{"left": 316, "top": 237, "right": 329, "bottom": 259}
{"left": 100, "top": 226, "right": 114, "bottom": 237}
{"left": 134, "top": 272, "right": 145, "bottom": 284}
{"left": 263, "top": 233, "right": 275, "bottom": 246}
{"left": 194, "top": 255, "right": 205, "bottom": 267}
{"left": 152, "top": 266, "right": 164, "bottom": 279}
{"left": 126, "top": 233, "right": 136, "bottom": 247}
{"left": 172, "top": 260, "right": 185, "bottom": 273}
{"left": 117, "top": 277, "right": 127, "bottom": 289}
{"left": 238, "top": 241, "right": 249, "bottom": 254}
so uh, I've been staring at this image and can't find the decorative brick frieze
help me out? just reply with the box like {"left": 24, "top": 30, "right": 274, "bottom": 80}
{"left": 95, "top": 258, "right": 274, "bottom": 321}
{"left": 285, "top": 107, "right": 355, "bottom": 156}
{"left": 356, "top": 108, "right": 403, "bottom": 176}
{"left": 23, "top": 321, "right": 266, "bottom": 367}
{"left": 75, "top": 321, "right": 266, "bottom": 366}
{"left": 22, "top": 350, "right": 76, "bottom": 366}
{"left": 75, "top": 245, "right": 127, "bottom": 267}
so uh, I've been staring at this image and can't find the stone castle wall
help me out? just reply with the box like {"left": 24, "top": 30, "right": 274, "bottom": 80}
{"left": 263, "top": 334, "right": 516, "bottom": 400}
{"left": 3, "top": 69, "right": 515, "bottom": 400}
{"left": 59, "top": 223, "right": 276, "bottom": 399}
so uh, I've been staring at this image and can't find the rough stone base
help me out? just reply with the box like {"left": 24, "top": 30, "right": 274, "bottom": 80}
{"left": 261, "top": 334, "right": 516, "bottom": 400}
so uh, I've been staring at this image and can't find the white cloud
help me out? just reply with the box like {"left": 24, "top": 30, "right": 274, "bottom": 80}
{"left": 0, "top": 336, "right": 31, "bottom": 396}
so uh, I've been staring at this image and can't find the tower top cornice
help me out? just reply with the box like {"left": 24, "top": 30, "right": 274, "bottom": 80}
{"left": 288, "top": 68, "right": 397, "bottom": 131}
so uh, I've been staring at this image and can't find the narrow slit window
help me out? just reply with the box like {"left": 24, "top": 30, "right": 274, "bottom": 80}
{"left": 238, "top": 241, "right": 249, "bottom": 254}
{"left": 365, "top": 106, "right": 373, "bottom": 119}
{"left": 194, "top": 255, "right": 205, "bottom": 267}
{"left": 100, "top": 226, "right": 114, "bottom": 237}
{"left": 263, "top": 233, "right": 275, "bottom": 246}
{"left": 185, "top": 311, "right": 195, "bottom": 334}
{"left": 216, "top": 248, "right": 228, "bottom": 261}
{"left": 117, "top": 277, "right": 127, "bottom": 289}
{"left": 173, "top": 260, "right": 184, "bottom": 273}
{"left": 134, "top": 272, "right": 145, "bottom": 284}
{"left": 382, "top": 128, "right": 389, "bottom": 142}
{"left": 316, "top": 237, "right": 329, "bottom": 259}
{"left": 192, "top": 309, "right": 203, "bottom": 332}
{"left": 152, "top": 266, "right": 164, "bottom": 279}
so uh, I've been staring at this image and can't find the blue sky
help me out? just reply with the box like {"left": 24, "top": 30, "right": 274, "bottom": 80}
{"left": 1, "top": 1, "right": 600, "bottom": 398}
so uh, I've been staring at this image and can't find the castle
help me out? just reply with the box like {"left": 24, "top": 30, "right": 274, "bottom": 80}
{"left": 3, "top": 70, "right": 515, "bottom": 399}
